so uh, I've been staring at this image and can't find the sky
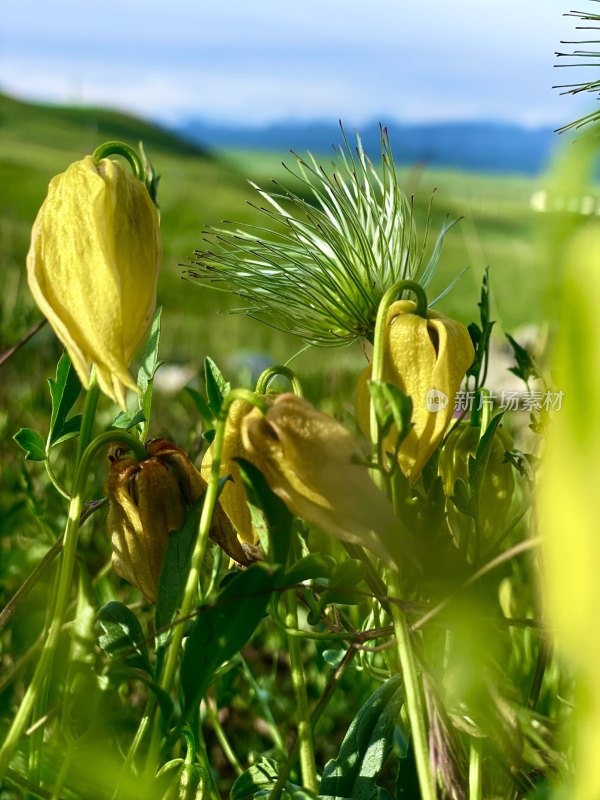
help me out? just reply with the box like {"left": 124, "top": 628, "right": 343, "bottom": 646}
{"left": 0, "top": 0, "right": 594, "bottom": 129}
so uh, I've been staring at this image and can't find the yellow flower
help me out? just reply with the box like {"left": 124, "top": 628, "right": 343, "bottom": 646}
{"left": 356, "top": 300, "right": 474, "bottom": 484}
{"left": 241, "top": 393, "right": 407, "bottom": 569}
{"left": 200, "top": 398, "right": 257, "bottom": 545}
{"left": 105, "top": 439, "right": 249, "bottom": 601}
{"left": 27, "top": 154, "right": 161, "bottom": 408}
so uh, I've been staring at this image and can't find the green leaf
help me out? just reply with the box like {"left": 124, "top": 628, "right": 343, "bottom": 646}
{"left": 13, "top": 428, "right": 46, "bottom": 461}
{"left": 183, "top": 386, "right": 215, "bottom": 431}
{"left": 112, "top": 409, "right": 147, "bottom": 431}
{"left": 105, "top": 663, "right": 173, "bottom": 721}
{"left": 51, "top": 414, "right": 82, "bottom": 446}
{"left": 180, "top": 563, "right": 279, "bottom": 723}
{"left": 154, "top": 495, "right": 204, "bottom": 651}
{"left": 323, "top": 648, "right": 347, "bottom": 669}
{"left": 320, "top": 674, "right": 405, "bottom": 800}
{"left": 450, "top": 477, "right": 472, "bottom": 516}
{"left": 138, "top": 306, "right": 163, "bottom": 440}
{"left": 467, "top": 268, "right": 495, "bottom": 384}
{"left": 367, "top": 381, "right": 413, "bottom": 447}
{"left": 230, "top": 758, "right": 279, "bottom": 800}
{"left": 470, "top": 413, "right": 504, "bottom": 510}
{"left": 505, "top": 333, "right": 541, "bottom": 386}
{"left": 235, "top": 457, "right": 293, "bottom": 566}
{"left": 204, "top": 356, "right": 230, "bottom": 416}
{"left": 138, "top": 140, "right": 160, "bottom": 207}
{"left": 284, "top": 553, "right": 337, "bottom": 586}
{"left": 48, "top": 352, "right": 82, "bottom": 447}
{"left": 319, "top": 559, "right": 367, "bottom": 607}
{"left": 97, "top": 601, "right": 151, "bottom": 675}
{"left": 230, "top": 758, "right": 318, "bottom": 800}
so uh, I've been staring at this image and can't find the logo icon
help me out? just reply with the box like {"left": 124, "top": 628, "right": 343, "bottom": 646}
{"left": 426, "top": 388, "right": 448, "bottom": 413}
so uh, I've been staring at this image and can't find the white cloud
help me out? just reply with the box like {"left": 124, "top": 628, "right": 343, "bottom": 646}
{"left": 0, "top": 0, "right": 593, "bottom": 127}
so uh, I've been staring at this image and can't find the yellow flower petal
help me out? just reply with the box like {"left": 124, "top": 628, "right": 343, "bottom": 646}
{"left": 241, "top": 393, "right": 406, "bottom": 569}
{"left": 201, "top": 398, "right": 257, "bottom": 545}
{"left": 357, "top": 300, "right": 474, "bottom": 483}
{"left": 27, "top": 155, "right": 160, "bottom": 408}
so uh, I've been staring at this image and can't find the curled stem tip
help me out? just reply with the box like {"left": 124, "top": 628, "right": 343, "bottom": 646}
{"left": 255, "top": 365, "right": 304, "bottom": 397}
{"left": 92, "top": 141, "right": 144, "bottom": 181}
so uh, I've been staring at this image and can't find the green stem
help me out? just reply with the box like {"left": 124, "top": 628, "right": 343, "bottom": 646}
{"left": 469, "top": 738, "right": 483, "bottom": 800}
{"left": 206, "top": 699, "right": 243, "bottom": 777}
{"left": 0, "top": 430, "right": 146, "bottom": 778}
{"left": 255, "top": 365, "right": 304, "bottom": 397}
{"left": 112, "top": 701, "right": 155, "bottom": 800}
{"left": 92, "top": 141, "right": 144, "bottom": 180}
{"left": 44, "top": 456, "right": 71, "bottom": 501}
{"left": 147, "top": 389, "right": 265, "bottom": 764}
{"left": 387, "top": 571, "right": 436, "bottom": 800}
{"left": 284, "top": 588, "right": 318, "bottom": 793}
{"left": 271, "top": 645, "right": 358, "bottom": 799}
{"left": 75, "top": 375, "right": 100, "bottom": 468}
{"left": 240, "top": 656, "right": 286, "bottom": 752}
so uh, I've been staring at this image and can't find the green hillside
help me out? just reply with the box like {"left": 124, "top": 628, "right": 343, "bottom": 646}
{"left": 0, "top": 91, "right": 548, "bottom": 438}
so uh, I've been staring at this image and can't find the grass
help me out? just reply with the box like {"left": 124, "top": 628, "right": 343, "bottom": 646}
{"left": 0, "top": 90, "right": 555, "bottom": 490}
{"left": 0, "top": 93, "right": 572, "bottom": 800}
{"left": 0, "top": 93, "right": 557, "bottom": 458}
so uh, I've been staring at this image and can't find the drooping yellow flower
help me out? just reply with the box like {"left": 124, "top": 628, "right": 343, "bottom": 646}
{"left": 200, "top": 398, "right": 258, "bottom": 545}
{"left": 356, "top": 300, "right": 474, "bottom": 484}
{"left": 105, "top": 439, "right": 249, "bottom": 601}
{"left": 241, "top": 393, "right": 408, "bottom": 569}
{"left": 27, "top": 154, "right": 161, "bottom": 408}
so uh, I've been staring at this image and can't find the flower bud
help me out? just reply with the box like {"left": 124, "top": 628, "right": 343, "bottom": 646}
{"left": 356, "top": 300, "right": 474, "bottom": 483}
{"left": 27, "top": 154, "right": 161, "bottom": 408}
{"left": 156, "top": 757, "right": 208, "bottom": 800}
{"left": 201, "top": 398, "right": 257, "bottom": 545}
{"left": 105, "top": 439, "right": 248, "bottom": 601}
{"left": 438, "top": 422, "right": 515, "bottom": 551}
{"left": 241, "top": 393, "right": 408, "bottom": 569}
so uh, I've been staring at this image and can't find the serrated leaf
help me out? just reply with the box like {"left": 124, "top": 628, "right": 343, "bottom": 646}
{"left": 48, "top": 352, "right": 82, "bottom": 447}
{"left": 236, "top": 457, "right": 293, "bottom": 566}
{"left": 320, "top": 674, "right": 405, "bottom": 800}
{"left": 138, "top": 306, "right": 163, "bottom": 440}
{"left": 506, "top": 333, "right": 541, "bottom": 386}
{"left": 13, "top": 428, "right": 46, "bottom": 461}
{"left": 97, "top": 601, "right": 151, "bottom": 674}
{"left": 204, "top": 356, "right": 230, "bottom": 415}
{"left": 180, "top": 564, "right": 279, "bottom": 724}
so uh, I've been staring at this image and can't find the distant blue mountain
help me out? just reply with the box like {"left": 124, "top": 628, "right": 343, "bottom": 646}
{"left": 178, "top": 118, "right": 560, "bottom": 175}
